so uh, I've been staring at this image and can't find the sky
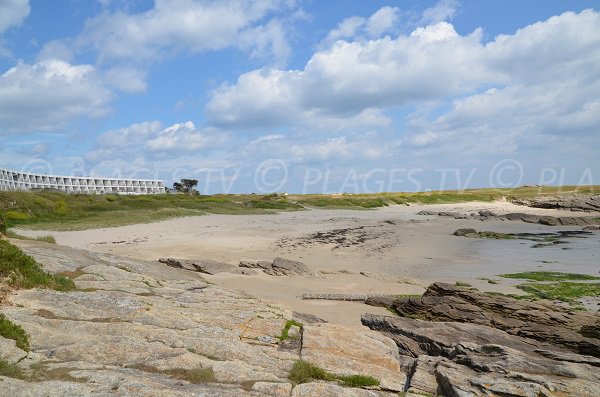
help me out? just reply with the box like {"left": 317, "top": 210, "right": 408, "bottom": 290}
{"left": 1, "top": 0, "right": 599, "bottom": 194}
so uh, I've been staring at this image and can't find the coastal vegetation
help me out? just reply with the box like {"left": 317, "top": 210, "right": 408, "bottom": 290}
{"left": 499, "top": 272, "right": 600, "bottom": 303}
{"left": 1, "top": 185, "right": 596, "bottom": 231}
{"left": 287, "top": 360, "right": 380, "bottom": 387}
{"left": 0, "top": 313, "right": 29, "bottom": 351}
{"left": 0, "top": 239, "right": 74, "bottom": 290}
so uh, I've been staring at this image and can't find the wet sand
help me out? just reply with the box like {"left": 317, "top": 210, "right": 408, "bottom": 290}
{"left": 16, "top": 201, "right": 600, "bottom": 325}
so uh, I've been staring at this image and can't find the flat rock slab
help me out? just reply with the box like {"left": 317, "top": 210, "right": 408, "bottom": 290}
{"left": 301, "top": 323, "right": 407, "bottom": 392}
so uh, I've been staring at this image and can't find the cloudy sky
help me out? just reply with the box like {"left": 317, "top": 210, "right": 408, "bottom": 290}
{"left": 1, "top": 0, "right": 599, "bottom": 193}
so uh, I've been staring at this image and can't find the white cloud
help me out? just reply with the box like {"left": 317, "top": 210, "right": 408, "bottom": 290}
{"left": 86, "top": 120, "right": 227, "bottom": 169}
{"left": 0, "top": 60, "right": 112, "bottom": 134}
{"left": 206, "top": 8, "right": 600, "bottom": 154}
{"left": 323, "top": 6, "right": 400, "bottom": 45}
{"left": 79, "top": 0, "right": 295, "bottom": 63}
{"left": 145, "top": 121, "right": 221, "bottom": 152}
{"left": 207, "top": 22, "right": 487, "bottom": 127}
{"left": 0, "top": 0, "right": 29, "bottom": 34}
{"left": 0, "top": 0, "right": 30, "bottom": 56}
{"left": 105, "top": 66, "right": 147, "bottom": 93}
{"left": 420, "top": 0, "right": 460, "bottom": 25}
{"left": 365, "top": 6, "right": 400, "bottom": 38}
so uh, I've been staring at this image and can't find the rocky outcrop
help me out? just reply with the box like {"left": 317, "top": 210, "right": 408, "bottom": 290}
{"left": 157, "top": 257, "right": 256, "bottom": 275}
{"left": 1, "top": 240, "right": 400, "bottom": 396}
{"left": 240, "top": 257, "right": 313, "bottom": 276}
{"left": 393, "top": 282, "right": 600, "bottom": 356}
{"left": 512, "top": 193, "right": 600, "bottom": 212}
{"left": 420, "top": 209, "right": 600, "bottom": 226}
{"left": 362, "top": 282, "right": 600, "bottom": 396}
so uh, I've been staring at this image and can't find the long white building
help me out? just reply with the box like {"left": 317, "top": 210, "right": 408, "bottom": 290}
{"left": 0, "top": 167, "right": 165, "bottom": 195}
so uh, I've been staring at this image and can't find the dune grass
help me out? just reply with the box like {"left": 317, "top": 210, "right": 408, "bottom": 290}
{"left": 5, "top": 230, "right": 56, "bottom": 244}
{"left": 0, "top": 191, "right": 303, "bottom": 231}
{"left": 0, "top": 239, "right": 75, "bottom": 291}
{"left": 1, "top": 185, "right": 597, "bottom": 230}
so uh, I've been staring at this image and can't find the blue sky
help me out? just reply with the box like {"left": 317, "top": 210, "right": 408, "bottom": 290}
{"left": 1, "top": 0, "right": 599, "bottom": 193}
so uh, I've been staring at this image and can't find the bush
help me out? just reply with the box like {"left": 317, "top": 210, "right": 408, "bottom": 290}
{"left": 5, "top": 211, "right": 29, "bottom": 221}
{"left": 0, "top": 239, "right": 75, "bottom": 291}
{"left": 0, "top": 314, "right": 29, "bottom": 351}
{"left": 54, "top": 200, "right": 68, "bottom": 216}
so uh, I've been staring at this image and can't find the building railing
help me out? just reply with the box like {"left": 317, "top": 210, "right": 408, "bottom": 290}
{"left": 0, "top": 167, "right": 166, "bottom": 195}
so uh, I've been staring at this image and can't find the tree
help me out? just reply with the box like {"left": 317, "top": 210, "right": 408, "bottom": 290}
{"left": 173, "top": 179, "right": 199, "bottom": 195}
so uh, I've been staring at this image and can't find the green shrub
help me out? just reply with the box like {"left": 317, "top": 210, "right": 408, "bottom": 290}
{"left": 0, "top": 314, "right": 29, "bottom": 351}
{"left": 54, "top": 200, "right": 68, "bottom": 216}
{"left": 5, "top": 211, "right": 29, "bottom": 221}
{"left": 0, "top": 239, "right": 75, "bottom": 291}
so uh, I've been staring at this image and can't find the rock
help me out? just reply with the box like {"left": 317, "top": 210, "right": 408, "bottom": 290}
{"left": 365, "top": 295, "right": 396, "bottom": 308}
{"left": 512, "top": 193, "right": 600, "bottom": 212}
{"left": 239, "top": 258, "right": 273, "bottom": 270}
{"left": 158, "top": 258, "right": 254, "bottom": 275}
{"left": 291, "top": 382, "right": 398, "bottom": 397}
{"left": 478, "top": 210, "right": 497, "bottom": 217}
{"left": 453, "top": 228, "right": 478, "bottom": 237}
{"left": 287, "top": 325, "right": 301, "bottom": 340}
{"left": 301, "top": 323, "right": 408, "bottom": 392}
{"left": 362, "top": 282, "right": 600, "bottom": 396}
{"left": 268, "top": 257, "right": 313, "bottom": 276}
{"left": 0, "top": 336, "right": 28, "bottom": 364}
{"left": 583, "top": 225, "right": 600, "bottom": 231}
{"left": 252, "top": 382, "right": 293, "bottom": 397}
{"left": 239, "top": 257, "right": 313, "bottom": 276}
{"left": 389, "top": 282, "right": 600, "bottom": 356}
{"left": 292, "top": 311, "right": 327, "bottom": 324}
{"left": 538, "top": 215, "right": 560, "bottom": 226}
{"left": 406, "top": 355, "right": 444, "bottom": 395}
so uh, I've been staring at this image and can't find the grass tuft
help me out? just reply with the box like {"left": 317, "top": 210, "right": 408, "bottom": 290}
{"left": 280, "top": 319, "right": 303, "bottom": 341}
{"left": 338, "top": 374, "right": 380, "bottom": 387}
{"left": 288, "top": 360, "right": 333, "bottom": 384}
{"left": 0, "top": 239, "right": 75, "bottom": 291}
{"left": 288, "top": 360, "right": 380, "bottom": 388}
{"left": 0, "top": 313, "right": 29, "bottom": 351}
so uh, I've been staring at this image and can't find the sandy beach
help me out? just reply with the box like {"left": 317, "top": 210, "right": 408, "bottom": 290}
{"left": 16, "top": 200, "right": 600, "bottom": 325}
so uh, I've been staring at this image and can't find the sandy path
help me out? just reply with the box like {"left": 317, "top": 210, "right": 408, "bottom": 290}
{"left": 15, "top": 201, "right": 600, "bottom": 325}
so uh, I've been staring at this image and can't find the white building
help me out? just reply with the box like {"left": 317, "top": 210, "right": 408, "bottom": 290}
{"left": 0, "top": 167, "right": 165, "bottom": 195}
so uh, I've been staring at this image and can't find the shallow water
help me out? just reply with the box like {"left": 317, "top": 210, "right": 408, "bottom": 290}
{"left": 472, "top": 228, "right": 600, "bottom": 277}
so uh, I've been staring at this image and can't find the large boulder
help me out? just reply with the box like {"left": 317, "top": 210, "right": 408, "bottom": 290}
{"left": 361, "top": 282, "right": 600, "bottom": 396}
{"left": 390, "top": 282, "right": 600, "bottom": 356}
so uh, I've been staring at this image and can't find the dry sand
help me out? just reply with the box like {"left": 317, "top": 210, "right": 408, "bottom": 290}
{"left": 16, "top": 201, "right": 600, "bottom": 325}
